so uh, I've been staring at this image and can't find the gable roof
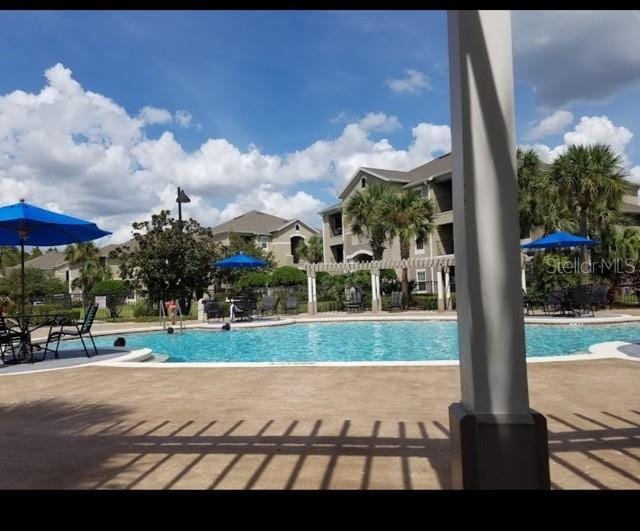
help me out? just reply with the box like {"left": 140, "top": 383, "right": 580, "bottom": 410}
{"left": 99, "top": 238, "right": 138, "bottom": 257}
{"left": 210, "top": 210, "right": 292, "bottom": 236}
{"left": 272, "top": 218, "right": 320, "bottom": 235}
{"left": 9, "top": 251, "right": 67, "bottom": 271}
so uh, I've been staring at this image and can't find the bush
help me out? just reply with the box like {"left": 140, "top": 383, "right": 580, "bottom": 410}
{"left": 410, "top": 294, "right": 438, "bottom": 310}
{"left": 235, "top": 272, "right": 270, "bottom": 292}
{"left": 93, "top": 279, "right": 130, "bottom": 319}
{"left": 132, "top": 301, "right": 157, "bottom": 318}
{"left": 270, "top": 266, "right": 306, "bottom": 286}
{"left": 24, "top": 304, "right": 81, "bottom": 324}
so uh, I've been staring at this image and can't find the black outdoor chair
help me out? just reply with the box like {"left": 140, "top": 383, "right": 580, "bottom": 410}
{"left": 0, "top": 316, "right": 22, "bottom": 364}
{"left": 284, "top": 294, "right": 298, "bottom": 314}
{"left": 590, "top": 284, "right": 609, "bottom": 311}
{"left": 567, "top": 285, "right": 594, "bottom": 317}
{"left": 345, "top": 288, "right": 363, "bottom": 313}
{"left": 543, "top": 289, "right": 566, "bottom": 316}
{"left": 203, "top": 300, "right": 224, "bottom": 322}
{"left": 523, "top": 290, "right": 544, "bottom": 316}
{"left": 390, "top": 291, "right": 403, "bottom": 311}
{"left": 44, "top": 303, "right": 99, "bottom": 359}
{"left": 257, "top": 295, "right": 277, "bottom": 318}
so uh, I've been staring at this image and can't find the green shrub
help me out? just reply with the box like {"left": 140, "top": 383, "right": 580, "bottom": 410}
{"left": 410, "top": 294, "right": 438, "bottom": 310}
{"left": 23, "top": 304, "right": 81, "bottom": 324}
{"left": 92, "top": 279, "right": 130, "bottom": 319}
{"left": 235, "top": 272, "right": 270, "bottom": 292}
{"left": 270, "top": 266, "right": 306, "bottom": 286}
{"left": 132, "top": 301, "right": 157, "bottom": 318}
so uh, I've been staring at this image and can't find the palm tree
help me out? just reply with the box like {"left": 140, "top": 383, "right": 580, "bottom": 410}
{"left": 550, "top": 143, "right": 630, "bottom": 282}
{"left": 299, "top": 235, "right": 324, "bottom": 264}
{"left": 65, "top": 242, "right": 103, "bottom": 304}
{"left": 344, "top": 183, "right": 393, "bottom": 260}
{"left": 383, "top": 190, "right": 435, "bottom": 306}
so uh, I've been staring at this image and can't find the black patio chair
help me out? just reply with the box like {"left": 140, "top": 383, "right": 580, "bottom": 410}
{"left": 390, "top": 291, "right": 403, "bottom": 312}
{"left": 257, "top": 295, "right": 277, "bottom": 318}
{"left": 203, "top": 300, "right": 224, "bottom": 322}
{"left": 590, "top": 284, "right": 609, "bottom": 311}
{"left": 44, "top": 303, "right": 99, "bottom": 359}
{"left": 232, "top": 298, "right": 253, "bottom": 321}
{"left": 284, "top": 294, "right": 298, "bottom": 314}
{"left": 543, "top": 289, "right": 566, "bottom": 316}
{"left": 567, "top": 285, "right": 594, "bottom": 317}
{"left": 345, "top": 288, "right": 363, "bottom": 313}
{"left": 0, "top": 316, "right": 22, "bottom": 364}
{"left": 523, "top": 290, "right": 543, "bottom": 316}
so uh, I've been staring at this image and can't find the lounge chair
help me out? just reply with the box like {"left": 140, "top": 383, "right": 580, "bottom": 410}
{"left": 567, "top": 285, "right": 594, "bottom": 317}
{"left": 203, "top": 300, "right": 224, "bottom": 322}
{"left": 390, "top": 291, "right": 403, "bottom": 311}
{"left": 543, "top": 289, "right": 566, "bottom": 316}
{"left": 284, "top": 295, "right": 298, "bottom": 314}
{"left": 590, "top": 284, "right": 609, "bottom": 311}
{"left": 0, "top": 316, "right": 22, "bottom": 364}
{"left": 257, "top": 295, "right": 277, "bottom": 318}
{"left": 345, "top": 288, "right": 363, "bottom": 313}
{"left": 44, "top": 303, "right": 99, "bottom": 359}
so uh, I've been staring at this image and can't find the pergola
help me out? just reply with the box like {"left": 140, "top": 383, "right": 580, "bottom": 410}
{"left": 303, "top": 254, "right": 528, "bottom": 314}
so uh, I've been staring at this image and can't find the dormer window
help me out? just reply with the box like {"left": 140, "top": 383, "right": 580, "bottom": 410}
{"left": 361, "top": 177, "right": 367, "bottom": 188}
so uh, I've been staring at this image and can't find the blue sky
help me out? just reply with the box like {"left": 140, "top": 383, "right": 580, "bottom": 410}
{"left": 1, "top": 10, "right": 640, "bottom": 243}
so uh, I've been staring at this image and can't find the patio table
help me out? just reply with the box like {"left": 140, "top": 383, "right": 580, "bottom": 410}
{"left": 3, "top": 314, "right": 69, "bottom": 364}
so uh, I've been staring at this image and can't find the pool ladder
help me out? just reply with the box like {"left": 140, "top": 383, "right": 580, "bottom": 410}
{"left": 159, "top": 301, "right": 185, "bottom": 331}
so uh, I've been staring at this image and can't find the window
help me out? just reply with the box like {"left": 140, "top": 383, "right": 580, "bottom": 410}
{"left": 361, "top": 177, "right": 367, "bottom": 188}
{"left": 420, "top": 186, "right": 427, "bottom": 198}
{"left": 416, "top": 236, "right": 425, "bottom": 254}
{"left": 259, "top": 236, "right": 269, "bottom": 249}
{"left": 295, "top": 224, "right": 300, "bottom": 231}
{"left": 415, "top": 270, "right": 427, "bottom": 293}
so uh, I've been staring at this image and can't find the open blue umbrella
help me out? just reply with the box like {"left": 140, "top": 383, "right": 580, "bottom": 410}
{"left": 215, "top": 251, "right": 267, "bottom": 269}
{"left": 521, "top": 231, "right": 599, "bottom": 250}
{"left": 0, "top": 199, "right": 112, "bottom": 312}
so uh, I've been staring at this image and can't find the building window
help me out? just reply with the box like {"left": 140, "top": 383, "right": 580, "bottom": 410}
{"left": 361, "top": 177, "right": 367, "bottom": 188}
{"left": 259, "top": 236, "right": 269, "bottom": 249}
{"left": 416, "top": 236, "right": 425, "bottom": 254}
{"left": 295, "top": 224, "right": 300, "bottom": 231}
{"left": 415, "top": 270, "right": 427, "bottom": 293}
{"left": 420, "top": 186, "right": 427, "bottom": 198}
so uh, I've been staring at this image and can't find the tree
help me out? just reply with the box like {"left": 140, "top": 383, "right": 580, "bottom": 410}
{"left": 550, "top": 143, "right": 630, "bottom": 282}
{"left": 0, "top": 268, "right": 66, "bottom": 301}
{"left": 92, "top": 279, "right": 130, "bottom": 319}
{"left": 0, "top": 246, "right": 21, "bottom": 274}
{"left": 517, "top": 148, "right": 575, "bottom": 238}
{"left": 29, "top": 247, "right": 43, "bottom": 258}
{"left": 65, "top": 242, "right": 104, "bottom": 304}
{"left": 270, "top": 266, "right": 307, "bottom": 286}
{"left": 345, "top": 183, "right": 393, "bottom": 260}
{"left": 299, "top": 235, "right": 324, "bottom": 264}
{"left": 382, "top": 190, "right": 435, "bottom": 305}
{"left": 112, "top": 210, "right": 223, "bottom": 314}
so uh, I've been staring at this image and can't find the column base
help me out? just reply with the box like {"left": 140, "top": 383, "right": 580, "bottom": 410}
{"left": 449, "top": 402, "right": 550, "bottom": 489}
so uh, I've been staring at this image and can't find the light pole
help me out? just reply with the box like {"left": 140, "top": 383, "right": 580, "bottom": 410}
{"left": 176, "top": 187, "right": 191, "bottom": 314}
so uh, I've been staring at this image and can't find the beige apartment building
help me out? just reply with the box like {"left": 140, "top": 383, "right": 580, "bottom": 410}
{"left": 210, "top": 210, "right": 320, "bottom": 266}
{"left": 321, "top": 152, "right": 640, "bottom": 293}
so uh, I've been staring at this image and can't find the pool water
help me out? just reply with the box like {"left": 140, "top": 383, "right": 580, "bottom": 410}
{"left": 71, "top": 321, "right": 640, "bottom": 363}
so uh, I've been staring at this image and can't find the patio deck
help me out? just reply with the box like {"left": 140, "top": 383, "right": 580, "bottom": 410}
{"left": 0, "top": 358, "right": 637, "bottom": 489}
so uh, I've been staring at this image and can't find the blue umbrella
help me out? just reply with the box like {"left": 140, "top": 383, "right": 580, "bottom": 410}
{"left": 521, "top": 231, "right": 599, "bottom": 249}
{"left": 0, "top": 199, "right": 112, "bottom": 312}
{"left": 215, "top": 252, "right": 267, "bottom": 269}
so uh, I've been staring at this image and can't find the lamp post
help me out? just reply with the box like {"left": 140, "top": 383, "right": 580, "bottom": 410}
{"left": 176, "top": 187, "right": 191, "bottom": 314}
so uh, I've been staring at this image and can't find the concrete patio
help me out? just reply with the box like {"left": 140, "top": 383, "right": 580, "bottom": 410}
{"left": 0, "top": 358, "right": 637, "bottom": 489}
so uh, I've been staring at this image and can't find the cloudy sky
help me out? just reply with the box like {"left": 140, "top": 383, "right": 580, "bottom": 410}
{"left": 1, "top": 10, "right": 640, "bottom": 246}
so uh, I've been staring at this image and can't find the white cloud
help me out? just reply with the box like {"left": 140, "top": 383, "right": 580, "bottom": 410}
{"left": 174, "top": 110, "right": 192, "bottom": 128}
{"left": 385, "top": 69, "right": 430, "bottom": 94}
{"left": 357, "top": 112, "right": 401, "bottom": 133}
{"left": 524, "top": 110, "right": 573, "bottom": 141}
{"left": 513, "top": 11, "right": 640, "bottom": 107}
{"left": 519, "top": 115, "right": 635, "bottom": 168}
{"left": 138, "top": 105, "right": 173, "bottom": 125}
{"left": 0, "top": 64, "right": 453, "bottom": 244}
{"left": 630, "top": 166, "right": 640, "bottom": 184}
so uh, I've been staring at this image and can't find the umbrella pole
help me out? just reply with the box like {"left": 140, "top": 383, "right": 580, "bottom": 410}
{"left": 20, "top": 241, "right": 25, "bottom": 315}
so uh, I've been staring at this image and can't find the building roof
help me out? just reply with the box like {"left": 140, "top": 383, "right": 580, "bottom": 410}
{"left": 210, "top": 210, "right": 293, "bottom": 236}
{"left": 9, "top": 251, "right": 67, "bottom": 271}
{"left": 319, "top": 202, "right": 343, "bottom": 215}
{"left": 99, "top": 238, "right": 138, "bottom": 257}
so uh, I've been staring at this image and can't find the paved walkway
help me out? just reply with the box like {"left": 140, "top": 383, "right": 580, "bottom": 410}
{"left": 0, "top": 359, "right": 637, "bottom": 490}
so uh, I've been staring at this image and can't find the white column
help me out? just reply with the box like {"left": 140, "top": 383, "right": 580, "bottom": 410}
{"left": 449, "top": 10, "right": 529, "bottom": 415}
{"left": 311, "top": 273, "right": 317, "bottom": 314}
{"left": 197, "top": 298, "right": 205, "bottom": 323}
{"left": 436, "top": 266, "right": 444, "bottom": 311}
{"left": 307, "top": 271, "right": 315, "bottom": 315}
{"left": 521, "top": 260, "right": 527, "bottom": 293}
{"left": 371, "top": 268, "right": 381, "bottom": 313}
{"left": 444, "top": 267, "right": 451, "bottom": 311}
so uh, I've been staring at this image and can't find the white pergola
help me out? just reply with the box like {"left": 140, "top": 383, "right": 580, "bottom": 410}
{"left": 303, "top": 254, "right": 528, "bottom": 314}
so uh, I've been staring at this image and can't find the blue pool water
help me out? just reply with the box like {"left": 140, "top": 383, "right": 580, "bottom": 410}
{"left": 71, "top": 321, "right": 640, "bottom": 363}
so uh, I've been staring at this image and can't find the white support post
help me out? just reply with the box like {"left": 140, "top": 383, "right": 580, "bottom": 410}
{"left": 447, "top": 10, "right": 549, "bottom": 489}
{"left": 307, "top": 271, "right": 315, "bottom": 315}
{"left": 444, "top": 267, "right": 451, "bottom": 311}
{"left": 436, "top": 266, "right": 444, "bottom": 311}
{"left": 371, "top": 269, "right": 381, "bottom": 313}
{"left": 311, "top": 272, "right": 317, "bottom": 314}
{"left": 521, "top": 259, "right": 527, "bottom": 293}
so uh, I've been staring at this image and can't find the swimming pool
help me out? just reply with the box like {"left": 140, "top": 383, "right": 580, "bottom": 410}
{"left": 72, "top": 321, "right": 640, "bottom": 363}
